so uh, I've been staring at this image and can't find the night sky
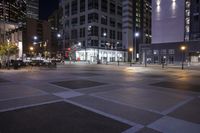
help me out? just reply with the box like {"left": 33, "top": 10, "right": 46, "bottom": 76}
{"left": 39, "top": 0, "right": 59, "bottom": 20}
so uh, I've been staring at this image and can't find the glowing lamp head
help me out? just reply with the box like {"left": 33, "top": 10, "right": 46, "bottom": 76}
{"left": 181, "top": 46, "right": 186, "bottom": 51}
{"left": 129, "top": 48, "right": 133, "bottom": 52}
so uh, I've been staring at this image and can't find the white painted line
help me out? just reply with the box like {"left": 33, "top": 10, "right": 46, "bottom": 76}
{"left": 65, "top": 99, "right": 142, "bottom": 127}
{"left": 162, "top": 97, "right": 194, "bottom": 115}
{"left": 53, "top": 91, "right": 83, "bottom": 99}
{"left": 0, "top": 99, "right": 63, "bottom": 113}
{"left": 122, "top": 125, "right": 144, "bottom": 133}
{"left": 148, "top": 116, "right": 200, "bottom": 133}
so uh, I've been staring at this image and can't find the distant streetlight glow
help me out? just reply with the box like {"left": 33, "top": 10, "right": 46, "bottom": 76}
{"left": 30, "top": 46, "right": 34, "bottom": 51}
{"left": 181, "top": 46, "right": 186, "bottom": 51}
{"left": 57, "top": 33, "right": 61, "bottom": 38}
{"left": 135, "top": 32, "right": 140, "bottom": 37}
{"left": 33, "top": 36, "right": 38, "bottom": 40}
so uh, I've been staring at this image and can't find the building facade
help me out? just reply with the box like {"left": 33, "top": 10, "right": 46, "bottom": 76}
{"left": 26, "top": 0, "right": 39, "bottom": 20}
{"left": 0, "top": 0, "right": 26, "bottom": 58}
{"left": 122, "top": 0, "right": 151, "bottom": 61}
{"left": 48, "top": 10, "right": 60, "bottom": 56}
{"left": 140, "top": 0, "right": 200, "bottom": 64}
{"left": 0, "top": 0, "right": 39, "bottom": 59}
{"left": 23, "top": 18, "right": 52, "bottom": 58}
{"left": 59, "top": 0, "right": 124, "bottom": 63}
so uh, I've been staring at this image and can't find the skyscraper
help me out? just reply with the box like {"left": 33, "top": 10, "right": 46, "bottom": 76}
{"left": 26, "top": 0, "right": 39, "bottom": 19}
{"left": 122, "top": 0, "right": 152, "bottom": 61}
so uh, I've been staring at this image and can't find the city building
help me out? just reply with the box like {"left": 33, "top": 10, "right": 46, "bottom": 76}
{"left": 48, "top": 9, "right": 61, "bottom": 56}
{"left": 0, "top": 0, "right": 26, "bottom": 58}
{"left": 59, "top": 0, "right": 124, "bottom": 63}
{"left": 23, "top": 18, "right": 52, "bottom": 58}
{"left": 122, "top": 0, "right": 152, "bottom": 61}
{"left": 140, "top": 0, "right": 200, "bottom": 64}
{"left": 26, "top": 0, "right": 39, "bottom": 20}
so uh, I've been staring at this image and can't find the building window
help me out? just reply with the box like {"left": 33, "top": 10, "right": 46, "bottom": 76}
{"left": 110, "top": 30, "right": 115, "bottom": 39}
{"left": 161, "top": 49, "right": 167, "bottom": 55}
{"left": 168, "top": 49, "right": 175, "bottom": 54}
{"left": 117, "top": 6, "right": 122, "bottom": 16}
{"left": 80, "top": 15, "right": 85, "bottom": 25}
{"left": 91, "top": 40, "right": 98, "bottom": 46}
{"left": 110, "top": 2, "right": 115, "bottom": 15}
{"left": 71, "top": 17, "right": 78, "bottom": 26}
{"left": 117, "top": 32, "right": 122, "bottom": 40}
{"left": 110, "top": 2, "right": 115, "bottom": 14}
{"left": 117, "top": 23, "right": 122, "bottom": 29}
{"left": 88, "top": 13, "right": 99, "bottom": 23}
{"left": 71, "top": 29, "right": 78, "bottom": 39}
{"left": 153, "top": 50, "right": 159, "bottom": 55}
{"left": 65, "top": 3, "right": 70, "bottom": 16}
{"left": 101, "top": 28, "right": 107, "bottom": 37}
{"left": 101, "top": 15, "right": 107, "bottom": 25}
{"left": 110, "top": 18, "right": 115, "bottom": 27}
{"left": 88, "top": 26, "right": 98, "bottom": 36}
{"left": 80, "top": 0, "right": 85, "bottom": 12}
{"left": 88, "top": 0, "right": 98, "bottom": 10}
{"left": 71, "top": 0, "right": 78, "bottom": 15}
{"left": 80, "top": 28, "right": 85, "bottom": 38}
{"left": 101, "top": 0, "right": 108, "bottom": 12}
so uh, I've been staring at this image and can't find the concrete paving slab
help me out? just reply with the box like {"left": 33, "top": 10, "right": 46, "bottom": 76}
{"left": 26, "top": 83, "right": 68, "bottom": 93}
{"left": 51, "top": 79, "right": 107, "bottom": 89}
{"left": 0, "top": 95, "right": 61, "bottom": 112}
{"left": 94, "top": 87, "right": 190, "bottom": 113}
{"left": 0, "top": 102, "right": 131, "bottom": 133}
{"left": 169, "top": 98, "right": 200, "bottom": 124}
{"left": 69, "top": 95, "right": 163, "bottom": 125}
{"left": 148, "top": 116, "right": 200, "bottom": 133}
{"left": 0, "top": 85, "right": 47, "bottom": 101}
{"left": 151, "top": 81, "right": 200, "bottom": 92}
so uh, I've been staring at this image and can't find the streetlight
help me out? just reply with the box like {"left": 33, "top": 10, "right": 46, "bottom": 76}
{"left": 29, "top": 46, "right": 34, "bottom": 60}
{"left": 134, "top": 32, "right": 139, "bottom": 62}
{"left": 180, "top": 45, "right": 186, "bottom": 70}
{"left": 78, "top": 42, "right": 81, "bottom": 46}
{"left": 33, "top": 36, "right": 38, "bottom": 41}
{"left": 57, "top": 33, "right": 61, "bottom": 38}
{"left": 129, "top": 48, "right": 133, "bottom": 66}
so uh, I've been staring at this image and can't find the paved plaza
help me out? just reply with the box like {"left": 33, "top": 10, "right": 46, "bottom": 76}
{"left": 0, "top": 64, "right": 200, "bottom": 133}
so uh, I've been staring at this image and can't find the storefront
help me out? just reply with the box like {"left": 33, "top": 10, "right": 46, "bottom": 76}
{"left": 75, "top": 48, "right": 126, "bottom": 63}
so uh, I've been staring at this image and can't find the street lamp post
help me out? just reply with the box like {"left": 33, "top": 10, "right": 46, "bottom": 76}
{"left": 129, "top": 48, "right": 133, "bottom": 66}
{"left": 29, "top": 46, "right": 34, "bottom": 60}
{"left": 180, "top": 45, "right": 186, "bottom": 70}
{"left": 134, "top": 32, "right": 139, "bottom": 62}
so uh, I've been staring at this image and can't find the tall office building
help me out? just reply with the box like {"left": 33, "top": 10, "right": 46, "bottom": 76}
{"left": 26, "top": 0, "right": 39, "bottom": 19}
{"left": 140, "top": 0, "right": 200, "bottom": 64}
{"left": 0, "top": 0, "right": 26, "bottom": 57}
{"left": 122, "top": 0, "right": 151, "bottom": 61}
{"left": 0, "top": 0, "right": 26, "bottom": 23}
{"left": 59, "top": 0, "right": 124, "bottom": 63}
